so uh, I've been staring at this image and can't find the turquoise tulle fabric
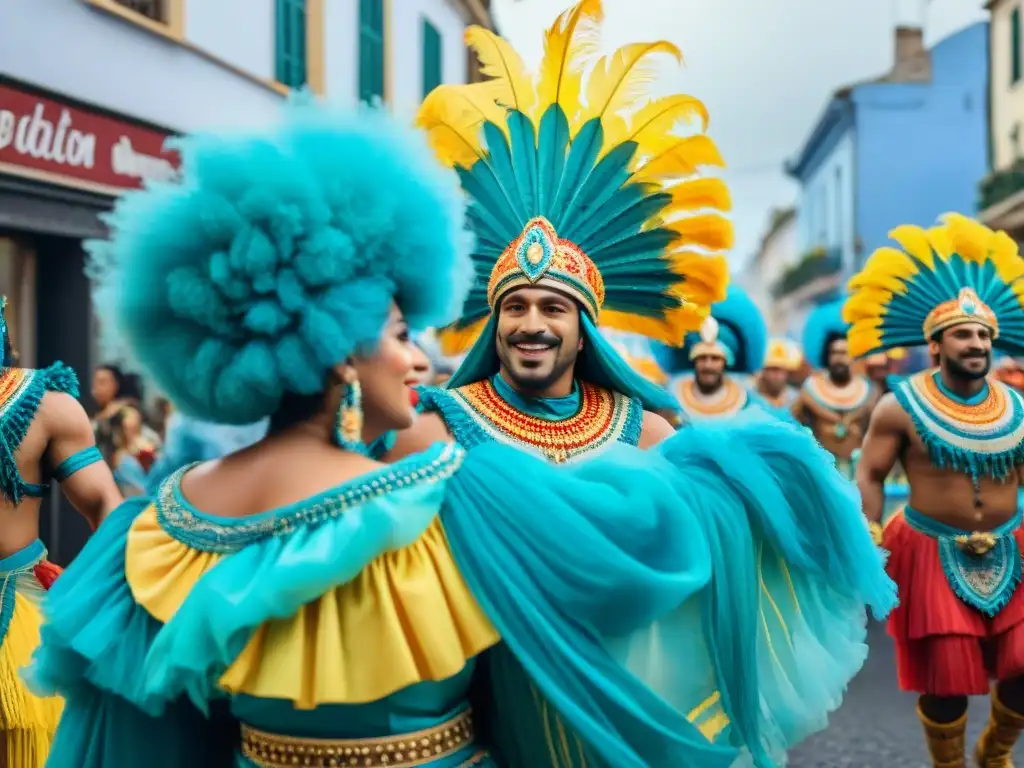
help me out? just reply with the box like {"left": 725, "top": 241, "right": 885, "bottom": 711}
{"left": 446, "top": 313, "right": 679, "bottom": 413}
{"left": 29, "top": 422, "right": 893, "bottom": 767}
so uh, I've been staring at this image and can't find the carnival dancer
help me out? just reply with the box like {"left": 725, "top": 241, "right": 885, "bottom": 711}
{"left": 848, "top": 214, "right": 1024, "bottom": 768}
{"left": 390, "top": 0, "right": 735, "bottom": 459}
{"left": 793, "top": 299, "right": 878, "bottom": 478}
{"left": 655, "top": 286, "right": 780, "bottom": 421}
{"left": 28, "top": 15, "right": 894, "bottom": 768}
{"left": 755, "top": 338, "right": 801, "bottom": 416}
{"left": 0, "top": 298, "right": 122, "bottom": 766}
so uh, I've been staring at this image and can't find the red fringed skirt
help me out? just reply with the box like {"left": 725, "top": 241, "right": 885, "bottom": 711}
{"left": 885, "top": 509, "right": 1024, "bottom": 696}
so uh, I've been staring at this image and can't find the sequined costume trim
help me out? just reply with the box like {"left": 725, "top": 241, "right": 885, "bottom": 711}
{"left": 155, "top": 442, "right": 464, "bottom": 554}
{"left": 442, "top": 380, "right": 638, "bottom": 463}
{"left": 241, "top": 708, "right": 479, "bottom": 768}
{"left": 675, "top": 377, "right": 748, "bottom": 418}
{"left": 893, "top": 369, "right": 1024, "bottom": 479}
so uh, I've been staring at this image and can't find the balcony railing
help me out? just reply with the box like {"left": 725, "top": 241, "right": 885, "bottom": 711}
{"left": 979, "top": 161, "right": 1024, "bottom": 212}
{"left": 771, "top": 247, "right": 842, "bottom": 299}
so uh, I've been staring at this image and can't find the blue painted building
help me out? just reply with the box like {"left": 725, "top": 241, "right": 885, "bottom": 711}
{"left": 780, "top": 23, "right": 989, "bottom": 335}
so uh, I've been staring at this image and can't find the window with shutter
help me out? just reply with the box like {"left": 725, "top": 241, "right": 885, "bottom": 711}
{"left": 359, "top": 0, "right": 385, "bottom": 103}
{"left": 275, "top": 0, "right": 308, "bottom": 89}
{"left": 422, "top": 19, "right": 442, "bottom": 97}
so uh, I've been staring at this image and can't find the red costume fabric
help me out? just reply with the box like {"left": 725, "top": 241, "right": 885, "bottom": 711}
{"left": 32, "top": 560, "right": 62, "bottom": 591}
{"left": 884, "top": 509, "right": 1024, "bottom": 696}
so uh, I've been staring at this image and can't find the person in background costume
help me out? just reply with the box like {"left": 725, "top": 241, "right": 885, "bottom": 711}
{"left": 755, "top": 338, "right": 802, "bottom": 418}
{"left": 848, "top": 214, "right": 1024, "bottom": 768}
{"left": 390, "top": 0, "right": 733, "bottom": 461}
{"left": 0, "top": 298, "right": 122, "bottom": 766}
{"left": 656, "top": 287, "right": 781, "bottom": 422}
{"left": 793, "top": 299, "right": 878, "bottom": 478}
{"left": 25, "top": 85, "right": 894, "bottom": 768}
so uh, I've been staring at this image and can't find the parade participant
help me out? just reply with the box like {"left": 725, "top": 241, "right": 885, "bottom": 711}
{"left": 28, "top": 14, "right": 895, "bottom": 768}
{"left": 395, "top": 0, "right": 733, "bottom": 460}
{"left": 755, "top": 338, "right": 801, "bottom": 417}
{"left": 0, "top": 298, "right": 122, "bottom": 766}
{"left": 793, "top": 299, "right": 878, "bottom": 478}
{"left": 847, "top": 214, "right": 1024, "bottom": 768}
{"left": 657, "top": 287, "right": 776, "bottom": 421}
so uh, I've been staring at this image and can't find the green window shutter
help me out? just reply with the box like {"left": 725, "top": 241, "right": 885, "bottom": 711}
{"left": 275, "top": 0, "right": 308, "bottom": 88}
{"left": 1013, "top": 7, "right": 1022, "bottom": 85}
{"left": 422, "top": 19, "right": 442, "bottom": 97}
{"left": 359, "top": 0, "right": 385, "bottom": 103}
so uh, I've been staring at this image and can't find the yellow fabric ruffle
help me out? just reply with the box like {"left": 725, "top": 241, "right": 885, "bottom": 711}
{"left": 125, "top": 505, "right": 500, "bottom": 708}
{"left": 0, "top": 587, "right": 63, "bottom": 767}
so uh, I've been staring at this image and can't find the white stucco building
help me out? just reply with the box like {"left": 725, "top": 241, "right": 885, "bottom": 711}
{"left": 741, "top": 208, "right": 798, "bottom": 334}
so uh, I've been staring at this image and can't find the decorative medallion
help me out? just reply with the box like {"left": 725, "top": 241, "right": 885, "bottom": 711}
{"left": 514, "top": 218, "right": 556, "bottom": 282}
{"left": 448, "top": 380, "right": 636, "bottom": 462}
{"left": 675, "top": 376, "right": 748, "bottom": 419}
{"left": 893, "top": 369, "right": 1024, "bottom": 479}
{"left": 937, "top": 533, "right": 1021, "bottom": 616}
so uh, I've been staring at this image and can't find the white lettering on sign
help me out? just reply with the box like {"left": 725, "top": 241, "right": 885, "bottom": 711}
{"left": 0, "top": 103, "right": 96, "bottom": 168}
{"left": 111, "top": 136, "right": 177, "bottom": 182}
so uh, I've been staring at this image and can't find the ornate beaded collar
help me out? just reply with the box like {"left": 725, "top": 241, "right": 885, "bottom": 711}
{"left": 802, "top": 372, "right": 872, "bottom": 414}
{"left": 445, "top": 379, "right": 637, "bottom": 463}
{"left": 675, "top": 376, "right": 748, "bottom": 419}
{"left": 893, "top": 369, "right": 1024, "bottom": 481}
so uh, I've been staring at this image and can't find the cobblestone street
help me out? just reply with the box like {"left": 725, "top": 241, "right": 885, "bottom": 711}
{"left": 787, "top": 621, "right": 1024, "bottom": 766}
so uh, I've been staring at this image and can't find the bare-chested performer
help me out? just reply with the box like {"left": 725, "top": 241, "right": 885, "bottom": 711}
{"left": 793, "top": 299, "right": 878, "bottom": 479}
{"left": 0, "top": 297, "right": 121, "bottom": 765}
{"left": 849, "top": 214, "right": 1024, "bottom": 768}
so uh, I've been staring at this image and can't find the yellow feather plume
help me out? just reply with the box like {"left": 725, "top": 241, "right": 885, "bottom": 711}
{"left": 464, "top": 26, "right": 535, "bottom": 114}
{"left": 664, "top": 178, "right": 732, "bottom": 215}
{"left": 416, "top": 83, "right": 500, "bottom": 169}
{"left": 602, "top": 94, "right": 709, "bottom": 159}
{"left": 666, "top": 214, "right": 734, "bottom": 252}
{"left": 582, "top": 40, "right": 683, "bottom": 130}
{"left": 668, "top": 250, "right": 730, "bottom": 305}
{"left": 533, "top": 0, "right": 603, "bottom": 123}
{"left": 631, "top": 135, "right": 725, "bottom": 183}
{"left": 887, "top": 224, "right": 934, "bottom": 268}
{"left": 437, "top": 316, "right": 490, "bottom": 357}
{"left": 602, "top": 304, "right": 708, "bottom": 347}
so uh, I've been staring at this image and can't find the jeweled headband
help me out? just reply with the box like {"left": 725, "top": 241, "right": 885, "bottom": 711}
{"left": 922, "top": 287, "right": 999, "bottom": 340}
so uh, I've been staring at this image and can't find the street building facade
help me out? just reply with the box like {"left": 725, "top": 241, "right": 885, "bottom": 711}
{"left": 782, "top": 22, "right": 989, "bottom": 336}
{"left": 741, "top": 207, "right": 799, "bottom": 335}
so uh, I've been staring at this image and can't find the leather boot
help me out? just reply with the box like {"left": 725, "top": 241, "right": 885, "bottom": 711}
{"left": 975, "top": 690, "right": 1024, "bottom": 767}
{"left": 918, "top": 704, "right": 967, "bottom": 768}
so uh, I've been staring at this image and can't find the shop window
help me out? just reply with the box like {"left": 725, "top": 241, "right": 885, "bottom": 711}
{"left": 360, "top": 0, "right": 386, "bottom": 103}
{"left": 276, "top": 0, "right": 308, "bottom": 89}
{"left": 422, "top": 19, "right": 442, "bottom": 97}
{"left": 113, "top": 0, "right": 164, "bottom": 21}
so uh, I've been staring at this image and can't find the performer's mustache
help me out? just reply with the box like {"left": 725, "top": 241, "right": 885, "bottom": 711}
{"left": 507, "top": 332, "right": 561, "bottom": 347}
{"left": 962, "top": 350, "right": 988, "bottom": 359}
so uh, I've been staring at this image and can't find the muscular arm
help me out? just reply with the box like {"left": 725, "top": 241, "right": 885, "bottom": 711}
{"left": 383, "top": 411, "right": 453, "bottom": 462}
{"left": 42, "top": 392, "right": 122, "bottom": 529}
{"left": 638, "top": 410, "right": 676, "bottom": 449}
{"left": 855, "top": 393, "right": 905, "bottom": 525}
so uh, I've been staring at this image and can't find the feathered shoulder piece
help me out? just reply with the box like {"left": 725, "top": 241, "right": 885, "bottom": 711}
{"left": 417, "top": 0, "right": 732, "bottom": 355}
{"left": 844, "top": 213, "right": 1024, "bottom": 357}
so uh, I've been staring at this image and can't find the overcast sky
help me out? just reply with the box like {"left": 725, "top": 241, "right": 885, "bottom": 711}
{"left": 491, "top": 0, "right": 988, "bottom": 269}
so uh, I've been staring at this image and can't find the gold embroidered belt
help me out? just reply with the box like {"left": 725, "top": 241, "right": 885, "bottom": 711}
{"left": 240, "top": 708, "right": 483, "bottom": 767}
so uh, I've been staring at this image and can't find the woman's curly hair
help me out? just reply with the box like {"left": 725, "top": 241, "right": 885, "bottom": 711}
{"left": 88, "top": 99, "right": 473, "bottom": 424}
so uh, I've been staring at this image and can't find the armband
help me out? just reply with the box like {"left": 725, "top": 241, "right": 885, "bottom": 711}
{"left": 53, "top": 445, "right": 104, "bottom": 482}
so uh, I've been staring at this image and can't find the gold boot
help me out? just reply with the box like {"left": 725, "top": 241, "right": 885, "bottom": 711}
{"left": 975, "top": 690, "right": 1024, "bottom": 767}
{"left": 918, "top": 705, "right": 967, "bottom": 768}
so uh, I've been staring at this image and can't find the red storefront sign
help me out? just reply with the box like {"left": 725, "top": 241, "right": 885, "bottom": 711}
{"left": 0, "top": 81, "right": 180, "bottom": 195}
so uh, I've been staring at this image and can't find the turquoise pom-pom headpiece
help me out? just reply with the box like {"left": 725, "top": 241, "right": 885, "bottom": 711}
{"left": 654, "top": 286, "right": 767, "bottom": 374}
{"left": 802, "top": 299, "right": 849, "bottom": 370}
{"left": 87, "top": 97, "right": 473, "bottom": 424}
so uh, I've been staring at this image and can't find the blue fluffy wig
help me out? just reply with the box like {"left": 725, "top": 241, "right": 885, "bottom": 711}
{"left": 801, "top": 299, "right": 849, "bottom": 370}
{"left": 87, "top": 98, "right": 473, "bottom": 424}
{"left": 653, "top": 286, "right": 768, "bottom": 375}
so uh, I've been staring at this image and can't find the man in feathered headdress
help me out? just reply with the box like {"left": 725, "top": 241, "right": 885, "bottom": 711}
{"left": 754, "top": 338, "right": 802, "bottom": 417}
{"left": 0, "top": 298, "right": 122, "bottom": 763}
{"left": 792, "top": 299, "right": 879, "bottom": 478}
{"left": 848, "top": 214, "right": 1024, "bottom": 767}
{"left": 390, "top": 0, "right": 734, "bottom": 462}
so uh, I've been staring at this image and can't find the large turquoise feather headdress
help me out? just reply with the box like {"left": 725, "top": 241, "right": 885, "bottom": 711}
{"left": 416, "top": 0, "right": 732, "bottom": 358}
{"left": 802, "top": 300, "right": 849, "bottom": 370}
{"left": 653, "top": 286, "right": 767, "bottom": 375}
